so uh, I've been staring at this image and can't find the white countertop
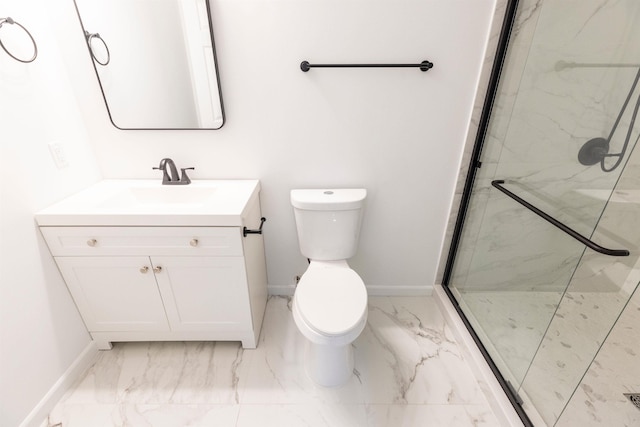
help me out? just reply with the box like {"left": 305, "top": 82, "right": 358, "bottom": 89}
{"left": 35, "top": 179, "right": 261, "bottom": 226}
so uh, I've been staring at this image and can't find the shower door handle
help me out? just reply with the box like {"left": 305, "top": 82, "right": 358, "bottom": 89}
{"left": 491, "top": 180, "right": 630, "bottom": 257}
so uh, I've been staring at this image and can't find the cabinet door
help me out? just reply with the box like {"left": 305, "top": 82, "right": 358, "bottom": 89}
{"left": 56, "top": 257, "right": 170, "bottom": 332}
{"left": 152, "top": 257, "right": 252, "bottom": 331}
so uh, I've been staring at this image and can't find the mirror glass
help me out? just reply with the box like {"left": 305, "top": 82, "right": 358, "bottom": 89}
{"left": 73, "top": 0, "right": 224, "bottom": 129}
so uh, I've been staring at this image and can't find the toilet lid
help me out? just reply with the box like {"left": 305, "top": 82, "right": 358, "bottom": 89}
{"left": 296, "top": 267, "right": 367, "bottom": 336}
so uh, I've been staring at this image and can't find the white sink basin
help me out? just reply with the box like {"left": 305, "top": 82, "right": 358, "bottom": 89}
{"left": 97, "top": 186, "right": 218, "bottom": 208}
{"left": 36, "top": 180, "right": 260, "bottom": 226}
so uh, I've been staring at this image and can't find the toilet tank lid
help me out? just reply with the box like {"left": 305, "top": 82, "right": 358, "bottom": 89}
{"left": 291, "top": 189, "right": 367, "bottom": 210}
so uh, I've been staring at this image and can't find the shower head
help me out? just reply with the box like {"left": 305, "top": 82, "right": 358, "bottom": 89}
{"left": 577, "top": 64, "right": 640, "bottom": 172}
{"left": 578, "top": 137, "right": 609, "bottom": 166}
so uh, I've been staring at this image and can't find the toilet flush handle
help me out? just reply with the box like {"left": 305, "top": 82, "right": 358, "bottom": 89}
{"left": 243, "top": 217, "right": 266, "bottom": 237}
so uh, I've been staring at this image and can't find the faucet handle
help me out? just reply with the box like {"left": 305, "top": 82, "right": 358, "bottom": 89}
{"left": 152, "top": 165, "right": 171, "bottom": 183}
{"left": 180, "top": 167, "right": 194, "bottom": 184}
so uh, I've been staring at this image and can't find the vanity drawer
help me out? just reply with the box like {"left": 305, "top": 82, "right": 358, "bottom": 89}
{"left": 40, "top": 227, "right": 243, "bottom": 256}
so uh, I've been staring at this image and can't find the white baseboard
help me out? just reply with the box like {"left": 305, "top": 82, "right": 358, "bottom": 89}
{"left": 366, "top": 285, "right": 433, "bottom": 296}
{"left": 432, "top": 285, "right": 525, "bottom": 427}
{"left": 268, "top": 284, "right": 433, "bottom": 296}
{"left": 268, "top": 284, "right": 296, "bottom": 296}
{"left": 20, "top": 341, "right": 99, "bottom": 427}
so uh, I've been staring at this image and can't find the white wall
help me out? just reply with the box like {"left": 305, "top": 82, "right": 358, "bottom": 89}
{"left": 0, "top": 1, "right": 101, "bottom": 426}
{"left": 62, "top": 0, "right": 498, "bottom": 294}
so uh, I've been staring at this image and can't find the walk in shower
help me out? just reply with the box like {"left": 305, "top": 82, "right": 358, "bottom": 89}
{"left": 442, "top": 0, "right": 640, "bottom": 425}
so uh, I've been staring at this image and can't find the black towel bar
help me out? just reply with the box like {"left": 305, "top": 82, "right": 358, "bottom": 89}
{"left": 300, "top": 60, "right": 433, "bottom": 72}
{"left": 491, "top": 180, "right": 629, "bottom": 257}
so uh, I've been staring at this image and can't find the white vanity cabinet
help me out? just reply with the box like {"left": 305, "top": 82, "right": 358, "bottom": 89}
{"left": 55, "top": 256, "right": 171, "bottom": 332}
{"left": 151, "top": 256, "right": 250, "bottom": 332}
{"left": 36, "top": 180, "right": 268, "bottom": 350}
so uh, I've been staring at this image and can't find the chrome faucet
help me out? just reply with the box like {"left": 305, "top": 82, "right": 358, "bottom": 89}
{"left": 153, "top": 158, "right": 194, "bottom": 185}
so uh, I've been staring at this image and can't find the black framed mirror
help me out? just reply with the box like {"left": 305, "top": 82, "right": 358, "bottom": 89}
{"left": 73, "top": 0, "right": 225, "bottom": 130}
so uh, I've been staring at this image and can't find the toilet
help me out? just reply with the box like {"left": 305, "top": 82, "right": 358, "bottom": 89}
{"left": 290, "top": 188, "right": 368, "bottom": 387}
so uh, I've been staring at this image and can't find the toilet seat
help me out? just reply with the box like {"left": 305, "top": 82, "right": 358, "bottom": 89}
{"left": 295, "top": 265, "right": 367, "bottom": 337}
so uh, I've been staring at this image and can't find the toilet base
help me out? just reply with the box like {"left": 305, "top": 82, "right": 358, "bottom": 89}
{"left": 305, "top": 341, "right": 354, "bottom": 387}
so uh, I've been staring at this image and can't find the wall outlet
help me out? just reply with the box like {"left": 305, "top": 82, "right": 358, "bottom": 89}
{"left": 48, "top": 142, "right": 69, "bottom": 169}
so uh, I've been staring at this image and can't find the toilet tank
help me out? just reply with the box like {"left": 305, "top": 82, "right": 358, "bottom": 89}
{"left": 291, "top": 189, "right": 366, "bottom": 261}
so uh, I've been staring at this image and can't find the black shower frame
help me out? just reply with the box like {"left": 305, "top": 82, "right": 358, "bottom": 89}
{"left": 440, "top": 0, "right": 534, "bottom": 425}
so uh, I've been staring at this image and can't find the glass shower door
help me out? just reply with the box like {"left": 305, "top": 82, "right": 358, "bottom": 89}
{"left": 444, "top": 0, "right": 640, "bottom": 425}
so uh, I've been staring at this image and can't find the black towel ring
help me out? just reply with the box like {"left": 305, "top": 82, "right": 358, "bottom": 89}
{"left": 0, "top": 17, "right": 38, "bottom": 63}
{"left": 85, "top": 31, "right": 110, "bottom": 66}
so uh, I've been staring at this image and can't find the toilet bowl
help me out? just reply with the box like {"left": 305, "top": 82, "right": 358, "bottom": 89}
{"left": 292, "top": 260, "right": 368, "bottom": 386}
{"left": 290, "top": 188, "right": 368, "bottom": 387}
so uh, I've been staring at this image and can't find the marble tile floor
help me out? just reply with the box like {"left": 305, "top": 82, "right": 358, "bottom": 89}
{"left": 44, "top": 296, "right": 502, "bottom": 427}
{"left": 457, "top": 289, "right": 640, "bottom": 426}
{"left": 455, "top": 290, "right": 563, "bottom": 386}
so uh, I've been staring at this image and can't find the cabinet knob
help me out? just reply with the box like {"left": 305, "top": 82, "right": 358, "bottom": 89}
{"left": 190, "top": 238, "right": 199, "bottom": 247}
{"left": 140, "top": 266, "right": 149, "bottom": 274}
{"left": 153, "top": 266, "right": 162, "bottom": 274}
{"left": 87, "top": 239, "right": 97, "bottom": 247}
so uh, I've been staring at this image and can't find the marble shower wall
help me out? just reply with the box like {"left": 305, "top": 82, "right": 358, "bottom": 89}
{"left": 434, "top": 0, "right": 508, "bottom": 284}
{"left": 446, "top": 0, "right": 640, "bottom": 293}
